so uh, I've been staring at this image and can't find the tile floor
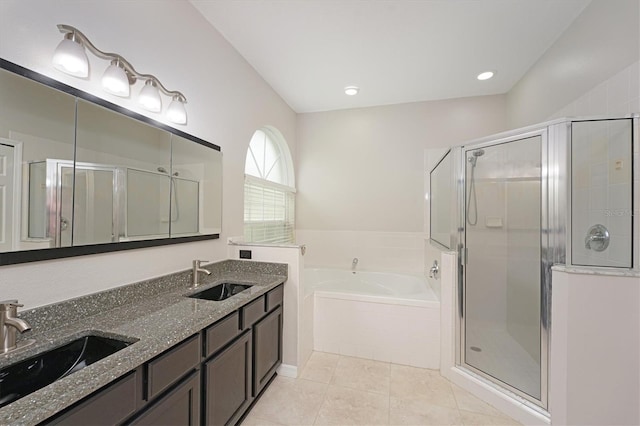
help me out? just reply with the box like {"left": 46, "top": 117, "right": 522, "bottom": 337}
{"left": 242, "top": 352, "right": 521, "bottom": 426}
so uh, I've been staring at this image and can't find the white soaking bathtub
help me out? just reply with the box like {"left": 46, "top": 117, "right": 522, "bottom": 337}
{"left": 305, "top": 268, "right": 441, "bottom": 368}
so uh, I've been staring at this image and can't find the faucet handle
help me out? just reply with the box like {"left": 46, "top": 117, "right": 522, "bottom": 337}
{"left": 193, "top": 259, "right": 209, "bottom": 266}
{"left": 0, "top": 300, "right": 23, "bottom": 310}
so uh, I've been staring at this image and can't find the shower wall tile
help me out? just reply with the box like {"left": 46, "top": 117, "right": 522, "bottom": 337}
{"left": 571, "top": 118, "right": 634, "bottom": 268}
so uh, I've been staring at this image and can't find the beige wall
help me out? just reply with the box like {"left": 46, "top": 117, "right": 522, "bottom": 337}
{"left": 295, "top": 95, "right": 507, "bottom": 272}
{"left": 506, "top": 0, "right": 639, "bottom": 128}
{"left": 296, "top": 95, "right": 507, "bottom": 233}
{"left": 0, "top": 0, "right": 296, "bottom": 308}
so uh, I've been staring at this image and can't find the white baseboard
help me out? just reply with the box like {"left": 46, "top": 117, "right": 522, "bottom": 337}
{"left": 276, "top": 363, "right": 298, "bottom": 378}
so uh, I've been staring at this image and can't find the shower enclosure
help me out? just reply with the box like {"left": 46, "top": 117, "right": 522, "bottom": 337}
{"left": 430, "top": 114, "right": 637, "bottom": 410}
{"left": 461, "top": 131, "right": 547, "bottom": 406}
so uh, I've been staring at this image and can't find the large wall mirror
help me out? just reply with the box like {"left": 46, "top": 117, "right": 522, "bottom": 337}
{"left": 0, "top": 59, "right": 222, "bottom": 265}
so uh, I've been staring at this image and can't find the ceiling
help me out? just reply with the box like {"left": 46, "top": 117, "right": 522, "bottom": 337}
{"left": 191, "top": 0, "right": 591, "bottom": 113}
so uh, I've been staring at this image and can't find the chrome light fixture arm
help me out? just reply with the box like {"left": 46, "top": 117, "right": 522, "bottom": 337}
{"left": 56, "top": 24, "right": 186, "bottom": 103}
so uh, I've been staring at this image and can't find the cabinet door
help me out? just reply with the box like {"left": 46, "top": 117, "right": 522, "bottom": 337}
{"left": 129, "top": 371, "right": 200, "bottom": 426}
{"left": 205, "top": 331, "right": 252, "bottom": 426}
{"left": 253, "top": 306, "right": 283, "bottom": 396}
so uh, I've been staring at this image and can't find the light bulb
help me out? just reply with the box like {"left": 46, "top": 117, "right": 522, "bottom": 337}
{"left": 344, "top": 86, "right": 359, "bottom": 96}
{"left": 52, "top": 35, "right": 89, "bottom": 77}
{"left": 139, "top": 80, "right": 162, "bottom": 112}
{"left": 167, "top": 96, "right": 187, "bottom": 124}
{"left": 477, "top": 71, "right": 495, "bottom": 81}
{"left": 102, "top": 60, "right": 130, "bottom": 97}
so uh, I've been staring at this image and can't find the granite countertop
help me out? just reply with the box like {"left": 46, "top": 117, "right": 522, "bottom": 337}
{"left": 0, "top": 259, "right": 287, "bottom": 425}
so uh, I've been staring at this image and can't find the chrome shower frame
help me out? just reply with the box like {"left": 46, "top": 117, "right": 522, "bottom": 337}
{"left": 448, "top": 113, "right": 639, "bottom": 412}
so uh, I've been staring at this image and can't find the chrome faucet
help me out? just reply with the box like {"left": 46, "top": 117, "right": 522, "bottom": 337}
{"left": 352, "top": 257, "right": 359, "bottom": 270}
{"left": 0, "top": 300, "right": 31, "bottom": 353}
{"left": 192, "top": 260, "right": 211, "bottom": 287}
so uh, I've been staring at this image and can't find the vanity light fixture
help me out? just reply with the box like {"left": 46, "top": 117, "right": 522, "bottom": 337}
{"left": 477, "top": 71, "right": 495, "bottom": 81}
{"left": 52, "top": 32, "right": 89, "bottom": 77}
{"left": 344, "top": 86, "right": 359, "bottom": 96}
{"left": 52, "top": 24, "right": 187, "bottom": 124}
{"left": 138, "top": 80, "right": 162, "bottom": 112}
{"left": 167, "top": 95, "right": 187, "bottom": 125}
{"left": 101, "top": 59, "right": 130, "bottom": 97}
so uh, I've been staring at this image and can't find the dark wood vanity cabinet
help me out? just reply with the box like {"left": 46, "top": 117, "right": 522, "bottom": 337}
{"left": 204, "top": 331, "right": 252, "bottom": 426}
{"left": 43, "top": 284, "right": 284, "bottom": 426}
{"left": 203, "top": 284, "right": 284, "bottom": 426}
{"left": 253, "top": 306, "right": 283, "bottom": 397}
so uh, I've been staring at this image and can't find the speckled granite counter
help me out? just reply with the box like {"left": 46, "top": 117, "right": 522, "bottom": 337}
{"left": 0, "top": 259, "right": 287, "bottom": 425}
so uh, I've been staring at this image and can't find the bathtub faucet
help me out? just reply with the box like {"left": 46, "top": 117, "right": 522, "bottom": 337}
{"left": 352, "top": 258, "right": 359, "bottom": 270}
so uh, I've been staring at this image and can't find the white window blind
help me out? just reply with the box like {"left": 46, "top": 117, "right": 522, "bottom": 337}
{"left": 244, "top": 176, "right": 295, "bottom": 244}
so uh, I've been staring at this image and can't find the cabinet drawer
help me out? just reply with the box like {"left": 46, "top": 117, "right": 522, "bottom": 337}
{"left": 205, "top": 311, "right": 240, "bottom": 358}
{"left": 147, "top": 334, "right": 200, "bottom": 399}
{"left": 266, "top": 285, "right": 284, "bottom": 312}
{"left": 129, "top": 371, "right": 200, "bottom": 426}
{"left": 241, "top": 295, "right": 266, "bottom": 329}
{"left": 49, "top": 371, "right": 138, "bottom": 425}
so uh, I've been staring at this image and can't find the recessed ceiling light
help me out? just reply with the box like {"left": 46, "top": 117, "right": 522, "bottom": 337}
{"left": 344, "top": 86, "right": 359, "bottom": 96}
{"left": 477, "top": 71, "right": 495, "bottom": 81}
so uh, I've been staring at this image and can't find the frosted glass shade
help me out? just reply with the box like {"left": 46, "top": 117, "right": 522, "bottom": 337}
{"left": 52, "top": 38, "right": 89, "bottom": 77}
{"left": 139, "top": 81, "right": 162, "bottom": 112}
{"left": 102, "top": 62, "right": 130, "bottom": 97}
{"left": 167, "top": 97, "right": 187, "bottom": 124}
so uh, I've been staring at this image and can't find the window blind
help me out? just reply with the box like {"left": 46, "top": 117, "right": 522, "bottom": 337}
{"left": 244, "top": 176, "right": 295, "bottom": 244}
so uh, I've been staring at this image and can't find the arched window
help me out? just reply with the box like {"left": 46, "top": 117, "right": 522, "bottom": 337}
{"left": 244, "top": 127, "right": 295, "bottom": 243}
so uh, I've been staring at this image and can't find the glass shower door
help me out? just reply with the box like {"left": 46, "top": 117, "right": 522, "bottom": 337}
{"left": 462, "top": 135, "right": 544, "bottom": 405}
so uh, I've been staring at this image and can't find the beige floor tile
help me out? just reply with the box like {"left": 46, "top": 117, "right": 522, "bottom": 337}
{"left": 315, "top": 385, "right": 390, "bottom": 425}
{"left": 391, "top": 364, "right": 453, "bottom": 393}
{"left": 330, "top": 356, "right": 391, "bottom": 395}
{"left": 300, "top": 351, "right": 340, "bottom": 384}
{"left": 451, "top": 385, "right": 513, "bottom": 418}
{"left": 390, "top": 368, "right": 457, "bottom": 409}
{"left": 389, "top": 397, "right": 463, "bottom": 425}
{"left": 460, "top": 410, "right": 521, "bottom": 425}
{"left": 250, "top": 376, "right": 328, "bottom": 425}
{"left": 241, "top": 412, "right": 286, "bottom": 426}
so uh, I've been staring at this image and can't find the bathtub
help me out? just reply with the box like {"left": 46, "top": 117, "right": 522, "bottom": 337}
{"left": 304, "top": 268, "right": 441, "bottom": 369}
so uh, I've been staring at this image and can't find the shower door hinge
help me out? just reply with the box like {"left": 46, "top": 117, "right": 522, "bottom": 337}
{"left": 460, "top": 247, "right": 468, "bottom": 265}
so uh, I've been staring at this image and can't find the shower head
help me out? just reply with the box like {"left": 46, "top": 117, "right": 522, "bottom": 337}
{"left": 467, "top": 149, "right": 485, "bottom": 166}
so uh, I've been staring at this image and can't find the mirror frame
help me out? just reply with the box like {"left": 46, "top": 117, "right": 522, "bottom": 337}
{"left": 0, "top": 58, "right": 221, "bottom": 266}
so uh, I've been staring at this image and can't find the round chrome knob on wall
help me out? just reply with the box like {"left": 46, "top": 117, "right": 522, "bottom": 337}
{"left": 584, "top": 224, "right": 610, "bottom": 252}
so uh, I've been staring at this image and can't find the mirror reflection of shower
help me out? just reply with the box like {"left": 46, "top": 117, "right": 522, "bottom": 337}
{"left": 157, "top": 167, "right": 180, "bottom": 221}
{"left": 466, "top": 149, "right": 484, "bottom": 226}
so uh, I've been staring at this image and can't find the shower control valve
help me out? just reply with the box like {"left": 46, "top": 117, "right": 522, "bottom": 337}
{"left": 429, "top": 260, "right": 439, "bottom": 279}
{"left": 584, "top": 224, "right": 610, "bottom": 252}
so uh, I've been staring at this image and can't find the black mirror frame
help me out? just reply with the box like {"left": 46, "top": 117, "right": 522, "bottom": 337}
{"left": 0, "top": 58, "right": 221, "bottom": 266}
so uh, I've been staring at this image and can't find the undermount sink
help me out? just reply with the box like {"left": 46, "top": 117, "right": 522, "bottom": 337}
{"left": 188, "top": 283, "right": 253, "bottom": 301}
{"left": 0, "top": 334, "right": 135, "bottom": 409}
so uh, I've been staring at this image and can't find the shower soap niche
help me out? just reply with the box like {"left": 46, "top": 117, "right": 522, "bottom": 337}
{"left": 485, "top": 217, "right": 503, "bottom": 228}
